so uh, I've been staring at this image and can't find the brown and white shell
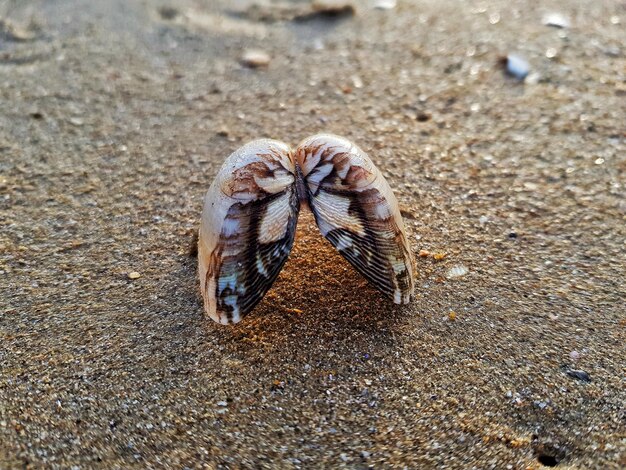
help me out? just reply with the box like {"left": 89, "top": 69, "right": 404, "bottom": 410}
{"left": 198, "top": 139, "right": 299, "bottom": 324}
{"left": 198, "top": 134, "right": 414, "bottom": 324}
{"left": 295, "top": 134, "right": 415, "bottom": 305}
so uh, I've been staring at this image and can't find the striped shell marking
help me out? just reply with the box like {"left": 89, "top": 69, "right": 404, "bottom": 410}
{"left": 295, "top": 134, "right": 415, "bottom": 304}
{"left": 198, "top": 139, "right": 299, "bottom": 324}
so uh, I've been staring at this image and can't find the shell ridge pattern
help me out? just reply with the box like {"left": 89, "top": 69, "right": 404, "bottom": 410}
{"left": 198, "top": 134, "right": 415, "bottom": 324}
{"left": 215, "top": 190, "right": 298, "bottom": 323}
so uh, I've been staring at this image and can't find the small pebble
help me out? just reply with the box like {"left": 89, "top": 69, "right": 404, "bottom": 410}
{"left": 241, "top": 50, "right": 271, "bottom": 68}
{"left": 0, "top": 19, "right": 37, "bottom": 41}
{"left": 525, "top": 72, "right": 541, "bottom": 85}
{"left": 373, "top": 0, "right": 396, "bottom": 10}
{"left": 446, "top": 265, "right": 468, "bottom": 279}
{"left": 502, "top": 54, "right": 529, "bottom": 81}
{"left": 128, "top": 272, "right": 141, "bottom": 280}
{"left": 564, "top": 368, "right": 591, "bottom": 383}
{"left": 216, "top": 126, "right": 230, "bottom": 137}
{"left": 312, "top": 0, "right": 355, "bottom": 16}
{"left": 543, "top": 13, "right": 570, "bottom": 29}
{"left": 569, "top": 350, "right": 580, "bottom": 361}
{"left": 158, "top": 6, "right": 179, "bottom": 20}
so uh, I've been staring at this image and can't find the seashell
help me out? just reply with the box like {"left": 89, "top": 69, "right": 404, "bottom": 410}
{"left": 198, "top": 139, "right": 299, "bottom": 324}
{"left": 198, "top": 134, "right": 415, "bottom": 324}
{"left": 294, "top": 134, "right": 414, "bottom": 304}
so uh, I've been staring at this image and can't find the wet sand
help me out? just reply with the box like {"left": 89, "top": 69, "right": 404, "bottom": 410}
{"left": 0, "top": 0, "right": 624, "bottom": 468}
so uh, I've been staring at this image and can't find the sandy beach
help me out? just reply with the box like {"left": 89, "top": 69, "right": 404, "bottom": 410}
{"left": 1, "top": 0, "right": 624, "bottom": 468}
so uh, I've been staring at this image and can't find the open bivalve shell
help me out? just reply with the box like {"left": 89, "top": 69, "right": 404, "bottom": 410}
{"left": 198, "top": 134, "right": 415, "bottom": 324}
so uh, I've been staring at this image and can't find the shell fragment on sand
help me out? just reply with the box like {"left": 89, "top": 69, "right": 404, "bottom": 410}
{"left": 240, "top": 49, "right": 271, "bottom": 68}
{"left": 543, "top": 13, "right": 570, "bottom": 29}
{"left": 446, "top": 265, "right": 468, "bottom": 279}
{"left": 373, "top": 0, "right": 397, "bottom": 10}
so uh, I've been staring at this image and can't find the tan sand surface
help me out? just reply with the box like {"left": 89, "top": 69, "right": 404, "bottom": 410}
{"left": 1, "top": 0, "right": 624, "bottom": 468}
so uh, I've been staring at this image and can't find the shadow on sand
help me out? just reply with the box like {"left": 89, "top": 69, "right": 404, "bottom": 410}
{"left": 166, "top": 212, "right": 416, "bottom": 370}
